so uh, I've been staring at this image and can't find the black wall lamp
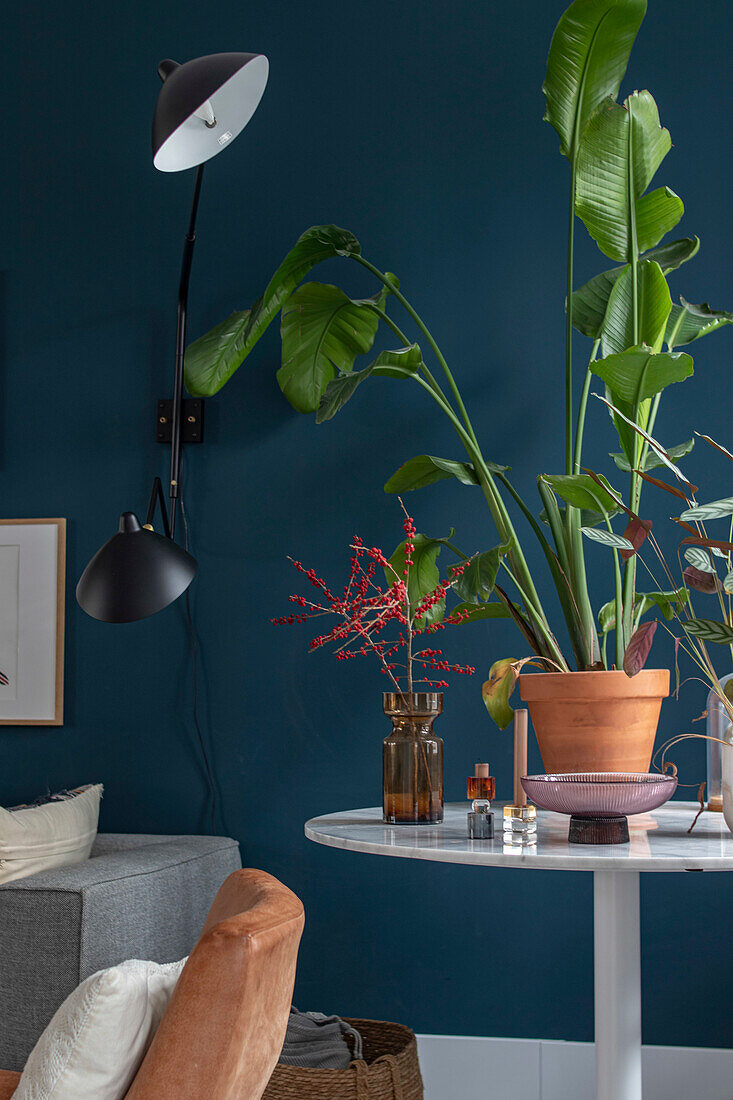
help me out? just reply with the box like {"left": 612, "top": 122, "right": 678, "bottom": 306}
{"left": 77, "top": 52, "right": 269, "bottom": 623}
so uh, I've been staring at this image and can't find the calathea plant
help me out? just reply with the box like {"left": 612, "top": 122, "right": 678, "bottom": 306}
{"left": 184, "top": 0, "right": 733, "bottom": 724}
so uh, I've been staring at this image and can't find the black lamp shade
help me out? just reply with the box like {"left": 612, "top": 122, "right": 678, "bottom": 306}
{"left": 152, "top": 52, "right": 269, "bottom": 172}
{"left": 76, "top": 513, "right": 197, "bottom": 623}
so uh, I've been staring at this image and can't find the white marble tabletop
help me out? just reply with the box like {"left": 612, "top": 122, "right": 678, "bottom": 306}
{"left": 305, "top": 801, "right": 733, "bottom": 872}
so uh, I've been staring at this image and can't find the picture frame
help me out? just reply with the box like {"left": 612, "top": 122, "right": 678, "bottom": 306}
{"left": 0, "top": 519, "right": 65, "bottom": 726}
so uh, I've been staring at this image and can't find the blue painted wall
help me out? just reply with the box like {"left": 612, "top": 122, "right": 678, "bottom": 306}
{"left": 4, "top": 0, "right": 733, "bottom": 1048}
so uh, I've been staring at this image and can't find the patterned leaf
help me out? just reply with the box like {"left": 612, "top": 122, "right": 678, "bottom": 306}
{"left": 684, "top": 619, "right": 733, "bottom": 645}
{"left": 581, "top": 527, "right": 634, "bottom": 549}
{"left": 680, "top": 497, "right": 733, "bottom": 523}
{"left": 684, "top": 546, "right": 718, "bottom": 574}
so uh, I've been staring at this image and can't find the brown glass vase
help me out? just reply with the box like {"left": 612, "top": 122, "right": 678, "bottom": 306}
{"left": 383, "top": 692, "right": 443, "bottom": 824}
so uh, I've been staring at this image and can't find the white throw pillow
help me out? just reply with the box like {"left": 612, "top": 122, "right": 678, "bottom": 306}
{"left": 0, "top": 783, "right": 103, "bottom": 884}
{"left": 14, "top": 956, "right": 187, "bottom": 1100}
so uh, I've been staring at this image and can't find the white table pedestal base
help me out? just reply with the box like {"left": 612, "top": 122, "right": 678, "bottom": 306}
{"left": 594, "top": 870, "right": 641, "bottom": 1100}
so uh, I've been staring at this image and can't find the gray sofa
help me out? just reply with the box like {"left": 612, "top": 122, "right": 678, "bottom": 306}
{"left": 0, "top": 832, "right": 241, "bottom": 1071}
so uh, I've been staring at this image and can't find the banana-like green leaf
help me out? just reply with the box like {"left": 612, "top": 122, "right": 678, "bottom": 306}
{"left": 684, "top": 546, "right": 718, "bottom": 574}
{"left": 387, "top": 532, "right": 453, "bottom": 628}
{"left": 541, "top": 504, "right": 612, "bottom": 528}
{"left": 684, "top": 619, "right": 733, "bottom": 645}
{"left": 724, "top": 572, "right": 733, "bottom": 595}
{"left": 575, "top": 92, "right": 682, "bottom": 262}
{"left": 636, "top": 588, "right": 688, "bottom": 621}
{"left": 581, "top": 527, "right": 633, "bottom": 549}
{"left": 185, "top": 224, "right": 362, "bottom": 397}
{"left": 451, "top": 544, "right": 511, "bottom": 605}
{"left": 279, "top": 282, "right": 392, "bottom": 414}
{"left": 600, "top": 261, "right": 671, "bottom": 356}
{"left": 570, "top": 237, "right": 700, "bottom": 339}
{"left": 543, "top": 0, "right": 646, "bottom": 159}
{"left": 448, "top": 601, "right": 512, "bottom": 624}
{"left": 593, "top": 346, "right": 693, "bottom": 407}
{"left": 599, "top": 587, "right": 687, "bottom": 632}
{"left": 385, "top": 454, "right": 479, "bottom": 493}
{"left": 680, "top": 497, "right": 733, "bottom": 522}
{"left": 542, "top": 472, "right": 621, "bottom": 515}
{"left": 316, "top": 344, "right": 422, "bottom": 423}
{"left": 482, "top": 657, "right": 517, "bottom": 730}
{"left": 665, "top": 298, "right": 733, "bottom": 348}
{"left": 611, "top": 438, "right": 694, "bottom": 472}
{"left": 384, "top": 454, "right": 508, "bottom": 493}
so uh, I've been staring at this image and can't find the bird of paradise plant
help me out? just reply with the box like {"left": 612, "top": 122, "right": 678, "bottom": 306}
{"left": 183, "top": 0, "right": 733, "bottom": 725}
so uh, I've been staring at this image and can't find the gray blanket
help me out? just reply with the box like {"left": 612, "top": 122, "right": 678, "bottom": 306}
{"left": 279, "top": 1007, "right": 363, "bottom": 1069}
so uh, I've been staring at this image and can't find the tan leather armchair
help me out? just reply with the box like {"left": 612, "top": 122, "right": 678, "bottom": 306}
{"left": 0, "top": 868, "right": 304, "bottom": 1100}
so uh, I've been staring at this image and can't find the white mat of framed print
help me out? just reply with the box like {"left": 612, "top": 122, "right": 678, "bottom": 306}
{"left": 0, "top": 519, "right": 65, "bottom": 725}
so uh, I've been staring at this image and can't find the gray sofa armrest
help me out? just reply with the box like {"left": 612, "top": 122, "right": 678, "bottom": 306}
{"left": 0, "top": 833, "right": 241, "bottom": 1070}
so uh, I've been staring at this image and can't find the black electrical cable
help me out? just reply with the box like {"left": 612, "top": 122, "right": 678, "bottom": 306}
{"left": 180, "top": 492, "right": 218, "bottom": 835}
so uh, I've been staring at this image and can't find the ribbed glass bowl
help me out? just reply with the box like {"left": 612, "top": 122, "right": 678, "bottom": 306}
{"left": 520, "top": 772, "right": 677, "bottom": 817}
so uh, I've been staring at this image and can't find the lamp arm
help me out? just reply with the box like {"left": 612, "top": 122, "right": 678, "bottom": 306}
{"left": 145, "top": 476, "right": 172, "bottom": 539}
{"left": 169, "top": 162, "right": 205, "bottom": 538}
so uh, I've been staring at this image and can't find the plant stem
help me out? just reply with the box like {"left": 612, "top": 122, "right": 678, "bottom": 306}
{"left": 352, "top": 254, "right": 480, "bottom": 450}
{"left": 565, "top": 162, "right": 577, "bottom": 475}
{"left": 573, "top": 339, "right": 601, "bottom": 474}
{"left": 359, "top": 258, "right": 561, "bottom": 660}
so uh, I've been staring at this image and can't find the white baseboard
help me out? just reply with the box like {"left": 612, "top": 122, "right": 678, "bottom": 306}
{"left": 416, "top": 1033, "right": 733, "bottom": 1100}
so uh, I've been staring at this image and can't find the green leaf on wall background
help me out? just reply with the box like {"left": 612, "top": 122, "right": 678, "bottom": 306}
{"left": 184, "top": 224, "right": 362, "bottom": 397}
{"left": 541, "top": 473, "right": 621, "bottom": 515}
{"left": 543, "top": 0, "right": 646, "bottom": 159}
{"left": 599, "top": 261, "right": 671, "bottom": 356}
{"left": 570, "top": 237, "right": 699, "bottom": 339}
{"left": 665, "top": 298, "right": 733, "bottom": 347}
{"left": 316, "top": 344, "right": 423, "bottom": 423}
{"left": 592, "top": 346, "right": 693, "bottom": 405}
{"left": 451, "top": 543, "right": 511, "bottom": 605}
{"left": 599, "top": 587, "right": 687, "bottom": 632}
{"left": 384, "top": 454, "right": 481, "bottom": 493}
{"left": 278, "top": 282, "right": 392, "bottom": 414}
{"left": 387, "top": 532, "right": 452, "bottom": 627}
{"left": 575, "top": 91, "right": 683, "bottom": 262}
{"left": 448, "top": 601, "right": 512, "bottom": 624}
{"left": 611, "top": 437, "right": 694, "bottom": 472}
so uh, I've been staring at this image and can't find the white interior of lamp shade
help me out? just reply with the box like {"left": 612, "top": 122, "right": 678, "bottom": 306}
{"left": 154, "top": 54, "right": 269, "bottom": 172}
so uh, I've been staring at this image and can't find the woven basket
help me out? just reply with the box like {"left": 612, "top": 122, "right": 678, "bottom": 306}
{"left": 262, "top": 1017, "right": 424, "bottom": 1100}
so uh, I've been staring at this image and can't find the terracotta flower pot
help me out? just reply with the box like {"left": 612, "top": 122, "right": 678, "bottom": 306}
{"left": 517, "top": 669, "right": 670, "bottom": 774}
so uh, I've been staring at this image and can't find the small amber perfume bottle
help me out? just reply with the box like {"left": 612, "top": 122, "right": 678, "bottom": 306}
{"left": 467, "top": 763, "right": 495, "bottom": 838}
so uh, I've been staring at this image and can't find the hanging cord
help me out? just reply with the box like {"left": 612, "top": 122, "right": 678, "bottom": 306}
{"left": 179, "top": 491, "right": 218, "bottom": 834}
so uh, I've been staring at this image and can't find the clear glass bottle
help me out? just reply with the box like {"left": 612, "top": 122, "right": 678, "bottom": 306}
{"left": 706, "top": 673, "right": 733, "bottom": 812}
{"left": 383, "top": 692, "right": 443, "bottom": 825}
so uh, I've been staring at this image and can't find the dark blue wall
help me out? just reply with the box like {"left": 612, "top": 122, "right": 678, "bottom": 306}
{"left": 4, "top": 0, "right": 733, "bottom": 1048}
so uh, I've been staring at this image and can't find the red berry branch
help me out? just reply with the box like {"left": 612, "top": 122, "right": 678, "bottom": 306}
{"left": 272, "top": 501, "right": 476, "bottom": 694}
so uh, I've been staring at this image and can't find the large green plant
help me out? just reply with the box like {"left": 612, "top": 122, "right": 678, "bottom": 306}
{"left": 184, "top": 0, "right": 733, "bottom": 721}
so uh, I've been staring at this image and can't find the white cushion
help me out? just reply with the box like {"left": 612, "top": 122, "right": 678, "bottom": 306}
{"left": 14, "top": 956, "right": 187, "bottom": 1100}
{"left": 0, "top": 784, "right": 103, "bottom": 884}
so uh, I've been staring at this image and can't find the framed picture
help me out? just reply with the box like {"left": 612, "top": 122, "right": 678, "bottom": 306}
{"left": 0, "top": 519, "right": 65, "bottom": 726}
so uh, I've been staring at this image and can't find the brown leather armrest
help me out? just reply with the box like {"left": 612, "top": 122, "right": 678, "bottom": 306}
{"left": 127, "top": 869, "right": 304, "bottom": 1100}
{"left": 0, "top": 1069, "right": 21, "bottom": 1099}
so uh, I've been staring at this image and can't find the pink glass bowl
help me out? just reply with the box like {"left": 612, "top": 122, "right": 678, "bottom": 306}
{"left": 520, "top": 772, "right": 677, "bottom": 818}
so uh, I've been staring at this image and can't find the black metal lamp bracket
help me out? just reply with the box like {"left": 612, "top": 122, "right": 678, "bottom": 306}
{"left": 156, "top": 398, "right": 205, "bottom": 444}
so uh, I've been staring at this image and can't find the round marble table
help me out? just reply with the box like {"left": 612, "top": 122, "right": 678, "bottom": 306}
{"left": 305, "top": 801, "right": 733, "bottom": 1100}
